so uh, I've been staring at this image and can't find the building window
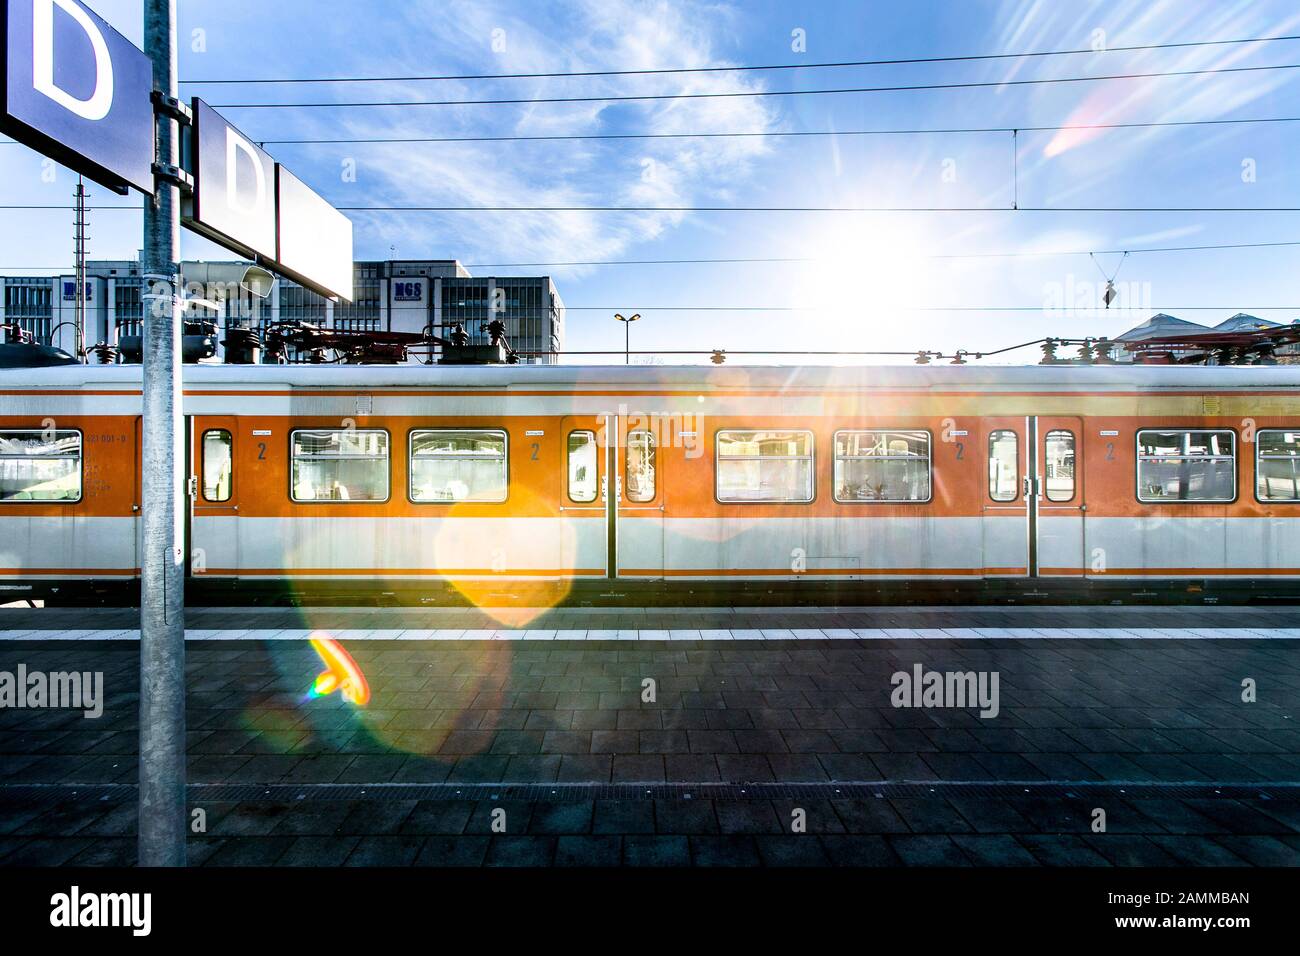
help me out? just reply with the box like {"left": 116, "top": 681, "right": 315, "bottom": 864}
{"left": 202, "top": 430, "right": 232, "bottom": 502}
{"left": 290, "top": 429, "right": 389, "bottom": 501}
{"left": 1256, "top": 429, "right": 1300, "bottom": 502}
{"left": 113, "top": 283, "right": 144, "bottom": 339}
{"left": 333, "top": 275, "right": 381, "bottom": 329}
{"left": 0, "top": 430, "right": 81, "bottom": 502}
{"left": 716, "top": 430, "right": 814, "bottom": 503}
{"left": 1044, "top": 430, "right": 1075, "bottom": 502}
{"left": 410, "top": 429, "right": 507, "bottom": 502}
{"left": 1137, "top": 429, "right": 1235, "bottom": 502}
{"left": 568, "top": 431, "right": 598, "bottom": 503}
{"left": 988, "top": 429, "right": 1019, "bottom": 502}
{"left": 5, "top": 282, "right": 54, "bottom": 342}
{"left": 833, "top": 430, "right": 930, "bottom": 502}
{"left": 626, "top": 430, "right": 656, "bottom": 502}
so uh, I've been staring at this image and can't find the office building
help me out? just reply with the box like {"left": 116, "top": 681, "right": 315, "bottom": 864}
{"left": 0, "top": 258, "right": 564, "bottom": 364}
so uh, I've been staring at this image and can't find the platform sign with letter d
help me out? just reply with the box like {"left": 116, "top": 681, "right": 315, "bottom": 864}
{"left": 185, "top": 98, "right": 278, "bottom": 260}
{"left": 0, "top": 0, "right": 154, "bottom": 194}
{"left": 185, "top": 95, "right": 354, "bottom": 301}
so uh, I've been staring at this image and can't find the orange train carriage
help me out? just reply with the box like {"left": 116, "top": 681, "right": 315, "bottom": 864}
{"left": 2, "top": 362, "right": 1300, "bottom": 604}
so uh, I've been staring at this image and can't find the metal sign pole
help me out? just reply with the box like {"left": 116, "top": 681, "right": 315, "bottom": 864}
{"left": 139, "top": 0, "right": 187, "bottom": 867}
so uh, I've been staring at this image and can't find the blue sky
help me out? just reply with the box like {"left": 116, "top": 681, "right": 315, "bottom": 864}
{"left": 5, "top": 0, "right": 1300, "bottom": 362}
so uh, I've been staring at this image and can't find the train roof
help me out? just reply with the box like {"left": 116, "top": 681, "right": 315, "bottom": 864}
{"left": 4, "top": 362, "right": 1300, "bottom": 391}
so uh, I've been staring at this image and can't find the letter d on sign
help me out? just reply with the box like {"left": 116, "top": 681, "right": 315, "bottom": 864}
{"left": 226, "top": 127, "right": 267, "bottom": 216}
{"left": 33, "top": 0, "right": 114, "bottom": 120}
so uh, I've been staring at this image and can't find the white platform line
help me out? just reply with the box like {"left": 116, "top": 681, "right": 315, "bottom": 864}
{"left": 2, "top": 627, "right": 1300, "bottom": 641}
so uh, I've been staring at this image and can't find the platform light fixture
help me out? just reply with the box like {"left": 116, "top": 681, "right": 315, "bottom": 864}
{"left": 614, "top": 312, "right": 641, "bottom": 365}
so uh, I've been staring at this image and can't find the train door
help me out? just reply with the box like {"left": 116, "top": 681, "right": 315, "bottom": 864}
{"left": 1036, "top": 416, "right": 1085, "bottom": 577}
{"left": 560, "top": 415, "right": 609, "bottom": 578}
{"left": 980, "top": 418, "right": 1030, "bottom": 577}
{"left": 617, "top": 417, "right": 665, "bottom": 579}
{"left": 190, "top": 416, "right": 239, "bottom": 577}
{"left": 132, "top": 416, "right": 142, "bottom": 577}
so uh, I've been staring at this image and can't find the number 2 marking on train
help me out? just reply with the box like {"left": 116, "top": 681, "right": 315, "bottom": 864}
{"left": 257, "top": 442, "right": 266, "bottom": 460}
{"left": 531, "top": 442, "right": 540, "bottom": 461}
{"left": 955, "top": 442, "right": 964, "bottom": 460}
{"left": 1105, "top": 442, "right": 1115, "bottom": 461}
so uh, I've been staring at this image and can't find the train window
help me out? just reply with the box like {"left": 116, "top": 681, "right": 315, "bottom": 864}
{"left": 716, "top": 430, "right": 814, "bottom": 503}
{"left": 988, "top": 430, "right": 1019, "bottom": 502}
{"left": 1044, "top": 430, "right": 1075, "bottom": 502}
{"left": 626, "top": 430, "right": 656, "bottom": 502}
{"left": 410, "top": 429, "right": 507, "bottom": 503}
{"left": 833, "top": 430, "right": 930, "bottom": 502}
{"left": 1136, "top": 429, "right": 1235, "bottom": 503}
{"left": 1256, "top": 430, "right": 1300, "bottom": 502}
{"left": 290, "top": 429, "right": 389, "bottom": 502}
{"left": 202, "top": 430, "right": 232, "bottom": 502}
{"left": 568, "top": 431, "right": 598, "bottom": 503}
{"left": 0, "top": 429, "right": 81, "bottom": 502}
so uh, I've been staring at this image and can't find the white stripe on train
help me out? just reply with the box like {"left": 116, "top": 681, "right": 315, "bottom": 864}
{"left": 4, "top": 515, "right": 1300, "bottom": 578}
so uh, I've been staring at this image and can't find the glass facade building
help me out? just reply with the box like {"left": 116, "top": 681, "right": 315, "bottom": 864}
{"left": 1, "top": 259, "right": 564, "bottom": 365}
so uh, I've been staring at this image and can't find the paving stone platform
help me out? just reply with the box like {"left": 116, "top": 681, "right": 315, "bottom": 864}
{"left": 0, "top": 605, "right": 1297, "bottom": 866}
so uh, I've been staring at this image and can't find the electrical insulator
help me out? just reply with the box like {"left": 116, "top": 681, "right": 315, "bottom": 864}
{"left": 710, "top": 350, "right": 726, "bottom": 365}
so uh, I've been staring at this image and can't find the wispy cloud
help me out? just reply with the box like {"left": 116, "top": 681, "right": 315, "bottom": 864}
{"left": 999, "top": 0, "right": 1300, "bottom": 196}
{"left": 275, "top": 0, "right": 777, "bottom": 270}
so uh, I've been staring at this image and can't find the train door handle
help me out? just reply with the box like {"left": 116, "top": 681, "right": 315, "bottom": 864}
{"left": 187, "top": 475, "right": 199, "bottom": 500}
{"left": 600, "top": 475, "right": 607, "bottom": 503}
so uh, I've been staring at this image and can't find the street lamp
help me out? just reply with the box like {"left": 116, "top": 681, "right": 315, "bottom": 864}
{"left": 615, "top": 313, "right": 641, "bottom": 364}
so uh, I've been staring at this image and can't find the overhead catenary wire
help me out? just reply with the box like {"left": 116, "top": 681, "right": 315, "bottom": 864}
{"left": 8, "top": 238, "right": 1300, "bottom": 274}
{"left": 4, "top": 113, "right": 1295, "bottom": 150}
{"left": 463, "top": 238, "right": 1300, "bottom": 268}
{"left": 558, "top": 306, "right": 1300, "bottom": 312}
{"left": 246, "top": 114, "right": 1300, "bottom": 146}
{"left": 7, "top": 203, "right": 1297, "bottom": 212}
{"left": 335, "top": 204, "right": 1300, "bottom": 212}
{"left": 181, "top": 33, "right": 1300, "bottom": 85}
{"left": 512, "top": 349, "right": 931, "bottom": 356}
{"left": 508, "top": 338, "right": 1076, "bottom": 360}
{"left": 1091, "top": 251, "right": 1130, "bottom": 283}
{"left": 511, "top": 331, "right": 1289, "bottom": 362}
{"left": 9, "top": 112, "right": 1296, "bottom": 148}
{"left": 208, "top": 62, "right": 1300, "bottom": 109}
